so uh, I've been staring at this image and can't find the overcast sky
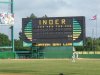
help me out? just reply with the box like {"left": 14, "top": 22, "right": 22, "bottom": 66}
{"left": 1, "top": 0, "right": 100, "bottom": 39}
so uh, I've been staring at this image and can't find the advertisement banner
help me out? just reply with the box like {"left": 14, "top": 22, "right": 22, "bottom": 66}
{"left": 0, "top": 12, "right": 14, "bottom": 25}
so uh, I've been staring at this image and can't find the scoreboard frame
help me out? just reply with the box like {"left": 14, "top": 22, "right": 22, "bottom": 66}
{"left": 22, "top": 16, "right": 85, "bottom": 46}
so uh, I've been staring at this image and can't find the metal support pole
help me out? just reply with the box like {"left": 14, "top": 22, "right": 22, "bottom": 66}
{"left": 11, "top": 0, "right": 14, "bottom": 14}
{"left": 11, "top": 26, "right": 14, "bottom": 52}
{"left": 95, "top": 15, "right": 97, "bottom": 54}
{"left": 92, "top": 29, "right": 94, "bottom": 51}
{"left": 11, "top": 0, "right": 14, "bottom": 52}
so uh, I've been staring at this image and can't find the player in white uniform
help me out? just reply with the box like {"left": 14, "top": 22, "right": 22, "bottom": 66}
{"left": 72, "top": 47, "right": 78, "bottom": 62}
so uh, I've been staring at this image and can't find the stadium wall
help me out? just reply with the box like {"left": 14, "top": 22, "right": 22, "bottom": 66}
{"left": 0, "top": 52, "right": 15, "bottom": 59}
{"left": 40, "top": 46, "right": 73, "bottom": 58}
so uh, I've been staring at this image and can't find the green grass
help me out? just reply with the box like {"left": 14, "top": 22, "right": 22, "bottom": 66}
{"left": 0, "top": 59, "right": 100, "bottom": 75}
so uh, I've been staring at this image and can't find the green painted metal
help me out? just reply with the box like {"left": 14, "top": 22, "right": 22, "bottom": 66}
{"left": 0, "top": 2, "right": 11, "bottom": 4}
{"left": 23, "top": 42, "right": 32, "bottom": 47}
{"left": 9, "top": 0, "right": 14, "bottom": 52}
{"left": 73, "top": 28, "right": 81, "bottom": 29}
{"left": 0, "top": 46, "right": 12, "bottom": 49}
{"left": 10, "top": 0, "right": 14, "bottom": 52}
{"left": 24, "top": 31, "right": 32, "bottom": 33}
{"left": 73, "top": 30, "right": 82, "bottom": 32}
{"left": 0, "top": 0, "right": 15, "bottom": 54}
{"left": 0, "top": 52, "right": 15, "bottom": 59}
{"left": 43, "top": 46, "right": 73, "bottom": 58}
{"left": 79, "top": 54, "right": 100, "bottom": 58}
{"left": 11, "top": 0, "right": 14, "bottom": 14}
{"left": 11, "top": 26, "right": 14, "bottom": 52}
{"left": 31, "top": 46, "right": 73, "bottom": 58}
{"left": 31, "top": 46, "right": 39, "bottom": 58}
{"left": 24, "top": 28, "right": 32, "bottom": 29}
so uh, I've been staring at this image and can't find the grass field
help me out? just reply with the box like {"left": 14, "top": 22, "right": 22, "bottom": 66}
{"left": 0, "top": 59, "right": 100, "bottom": 75}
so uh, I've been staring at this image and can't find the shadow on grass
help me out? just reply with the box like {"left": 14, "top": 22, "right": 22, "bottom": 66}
{"left": 0, "top": 70, "right": 80, "bottom": 75}
{"left": 66, "top": 72, "right": 80, "bottom": 75}
{"left": 0, "top": 69, "right": 37, "bottom": 73}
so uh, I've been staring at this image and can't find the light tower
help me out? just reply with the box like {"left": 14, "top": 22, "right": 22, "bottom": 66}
{"left": 0, "top": 0, "right": 14, "bottom": 52}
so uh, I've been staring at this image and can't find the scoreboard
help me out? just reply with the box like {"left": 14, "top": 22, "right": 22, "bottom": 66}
{"left": 22, "top": 16, "right": 85, "bottom": 46}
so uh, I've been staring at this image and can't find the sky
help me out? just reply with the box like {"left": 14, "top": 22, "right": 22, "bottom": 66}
{"left": 0, "top": 0, "right": 100, "bottom": 39}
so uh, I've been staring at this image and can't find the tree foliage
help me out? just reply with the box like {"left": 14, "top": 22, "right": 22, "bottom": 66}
{"left": 0, "top": 33, "right": 11, "bottom": 46}
{"left": 75, "top": 37, "right": 100, "bottom": 51}
{"left": 30, "top": 13, "right": 37, "bottom": 19}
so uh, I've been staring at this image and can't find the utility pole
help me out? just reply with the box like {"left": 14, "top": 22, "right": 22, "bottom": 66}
{"left": 92, "top": 29, "right": 94, "bottom": 51}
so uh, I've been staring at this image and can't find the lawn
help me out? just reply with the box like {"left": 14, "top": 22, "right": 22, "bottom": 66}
{"left": 0, "top": 59, "right": 100, "bottom": 75}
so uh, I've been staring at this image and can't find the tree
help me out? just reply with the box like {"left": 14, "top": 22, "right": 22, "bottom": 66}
{"left": 14, "top": 39, "right": 31, "bottom": 51}
{"left": 17, "top": 13, "right": 38, "bottom": 50}
{"left": 0, "top": 33, "right": 11, "bottom": 46}
{"left": 30, "top": 13, "right": 37, "bottom": 19}
{"left": 42, "top": 14, "right": 48, "bottom": 18}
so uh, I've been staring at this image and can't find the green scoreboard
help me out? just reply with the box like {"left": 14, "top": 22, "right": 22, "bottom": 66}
{"left": 22, "top": 16, "right": 85, "bottom": 46}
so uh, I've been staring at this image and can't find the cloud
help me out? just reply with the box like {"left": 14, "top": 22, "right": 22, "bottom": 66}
{"left": 1, "top": 0, "right": 100, "bottom": 39}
